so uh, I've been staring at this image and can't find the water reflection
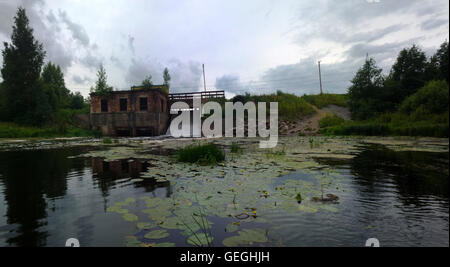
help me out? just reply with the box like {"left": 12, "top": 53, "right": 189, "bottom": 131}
{"left": 0, "top": 144, "right": 448, "bottom": 247}
{"left": 0, "top": 148, "right": 170, "bottom": 247}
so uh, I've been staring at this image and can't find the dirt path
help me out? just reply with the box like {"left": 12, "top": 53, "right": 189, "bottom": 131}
{"left": 279, "top": 105, "right": 350, "bottom": 136}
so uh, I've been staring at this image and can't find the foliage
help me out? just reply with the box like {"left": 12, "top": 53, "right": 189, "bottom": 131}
{"left": 0, "top": 122, "right": 101, "bottom": 138}
{"left": 91, "top": 65, "right": 113, "bottom": 96}
{"left": 347, "top": 58, "right": 385, "bottom": 120}
{"left": 163, "top": 67, "right": 171, "bottom": 89}
{"left": 391, "top": 45, "right": 429, "bottom": 100}
{"left": 1, "top": 7, "right": 46, "bottom": 124}
{"left": 319, "top": 113, "right": 345, "bottom": 128}
{"left": 399, "top": 80, "right": 449, "bottom": 119}
{"left": 103, "top": 137, "right": 113, "bottom": 144}
{"left": 177, "top": 143, "right": 225, "bottom": 165}
{"left": 230, "top": 142, "right": 243, "bottom": 154}
{"left": 302, "top": 94, "right": 348, "bottom": 109}
{"left": 232, "top": 91, "right": 316, "bottom": 120}
{"left": 141, "top": 75, "right": 153, "bottom": 90}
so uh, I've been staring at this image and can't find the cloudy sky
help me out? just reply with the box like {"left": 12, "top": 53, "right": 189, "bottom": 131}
{"left": 0, "top": 0, "right": 448, "bottom": 98}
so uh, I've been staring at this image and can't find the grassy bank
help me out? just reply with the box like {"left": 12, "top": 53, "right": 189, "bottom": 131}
{"left": 0, "top": 122, "right": 101, "bottom": 138}
{"left": 233, "top": 91, "right": 316, "bottom": 120}
{"left": 302, "top": 94, "right": 348, "bottom": 109}
{"left": 320, "top": 112, "right": 449, "bottom": 138}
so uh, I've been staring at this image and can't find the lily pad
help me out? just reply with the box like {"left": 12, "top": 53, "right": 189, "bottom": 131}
{"left": 222, "top": 228, "right": 268, "bottom": 247}
{"left": 144, "top": 229, "right": 170, "bottom": 240}
{"left": 123, "top": 213, "right": 139, "bottom": 222}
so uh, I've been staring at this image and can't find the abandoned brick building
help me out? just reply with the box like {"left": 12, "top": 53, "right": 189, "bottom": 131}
{"left": 90, "top": 85, "right": 169, "bottom": 136}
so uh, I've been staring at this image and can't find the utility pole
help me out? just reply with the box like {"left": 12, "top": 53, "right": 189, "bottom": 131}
{"left": 202, "top": 64, "right": 207, "bottom": 92}
{"left": 318, "top": 61, "right": 323, "bottom": 95}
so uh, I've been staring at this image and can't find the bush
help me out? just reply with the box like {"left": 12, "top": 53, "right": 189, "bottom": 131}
{"left": 399, "top": 80, "right": 449, "bottom": 116}
{"left": 319, "top": 114, "right": 345, "bottom": 128}
{"left": 103, "top": 137, "right": 112, "bottom": 144}
{"left": 177, "top": 143, "right": 225, "bottom": 165}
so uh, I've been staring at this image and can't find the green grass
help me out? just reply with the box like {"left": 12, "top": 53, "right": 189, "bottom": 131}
{"left": 302, "top": 94, "right": 348, "bottom": 109}
{"left": 0, "top": 122, "right": 101, "bottom": 138}
{"left": 230, "top": 142, "right": 242, "bottom": 154}
{"left": 177, "top": 143, "right": 225, "bottom": 165}
{"left": 319, "top": 113, "right": 345, "bottom": 128}
{"left": 322, "top": 120, "right": 449, "bottom": 138}
{"left": 233, "top": 91, "right": 316, "bottom": 120}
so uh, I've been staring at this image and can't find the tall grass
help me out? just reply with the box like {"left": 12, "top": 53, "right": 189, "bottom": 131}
{"left": 177, "top": 143, "right": 225, "bottom": 165}
{"left": 0, "top": 122, "right": 101, "bottom": 138}
{"left": 233, "top": 91, "right": 316, "bottom": 120}
{"left": 302, "top": 94, "right": 348, "bottom": 109}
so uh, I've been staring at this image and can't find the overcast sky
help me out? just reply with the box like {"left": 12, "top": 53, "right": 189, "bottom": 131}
{"left": 0, "top": 0, "right": 448, "bottom": 97}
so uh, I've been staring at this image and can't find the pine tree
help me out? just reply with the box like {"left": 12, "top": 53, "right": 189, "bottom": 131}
{"left": 1, "top": 7, "right": 46, "bottom": 123}
{"left": 163, "top": 67, "right": 171, "bottom": 88}
{"left": 91, "top": 65, "right": 113, "bottom": 95}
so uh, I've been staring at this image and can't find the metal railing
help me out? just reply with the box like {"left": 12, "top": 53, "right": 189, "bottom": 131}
{"left": 168, "top": 90, "right": 225, "bottom": 101}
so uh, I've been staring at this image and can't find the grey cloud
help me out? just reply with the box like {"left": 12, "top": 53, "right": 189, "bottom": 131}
{"left": 215, "top": 75, "right": 244, "bottom": 93}
{"left": 346, "top": 38, "right": 423, "bottom": 62}
{"left": 256, "top": 57, "right": 359, "bottom": 95}
{"left": 421, "top": 18, "right": 449, "bottom": 31}
{"left": 0, "top": 1, "right": 75, "bottom": 71}
{"left": 166, "top": 60, "right": 203, "bottom": 93}
{"left": 72, "top": 75, "right": 92, "bottom": 85}
{"left": 58, "top": 10, "right": 90, "bottom": 47}
{"left": 79, "top": 52, "right": 103, "bottom": 70}
{"left": 292, "top": 0, "right": 446, "bottom": 46}
{"left": 124, "top": 58, "right": 203, "bottom": 93}
{"left": 128, "top": 35, "right": 135, "bottom": 54}
{"left": 125, "top": 58, "right": 153, "bottom": 86}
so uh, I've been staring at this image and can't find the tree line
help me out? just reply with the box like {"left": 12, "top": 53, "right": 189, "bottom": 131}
{"left": 348, "top": 41, "right": 448, "bottom": 120}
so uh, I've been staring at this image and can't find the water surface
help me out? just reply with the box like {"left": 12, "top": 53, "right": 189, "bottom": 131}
{"left": 0, "top": 143, "right": 448, "bottom": 247}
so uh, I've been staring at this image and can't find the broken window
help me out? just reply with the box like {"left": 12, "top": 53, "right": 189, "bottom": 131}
{"left": 101, "top": 99, "right": 108, "bottom": 112}
{"left": 120, "top": 98, "right": 128, "bottom": 111}
{"left": 140, "top": 97, "right": 148, "bottom": 111}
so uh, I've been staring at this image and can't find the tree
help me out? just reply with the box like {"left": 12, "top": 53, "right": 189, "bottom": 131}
{"left": 91, "top": 65, "right": 113, "bottom": 95}
{"left": 41, "top": 62, "right": 70, "bottom": 110}
{"left": 430, "top": 41, "right": 449, "bottom": 83}
{"left": 141, "top": 75, "right": 153, "bottom": 90}
{"left": 390, "top": 45, "right": 428, "bottom": 100}
{"left": 163, "top": 67, "right": 171, "bottom": 88}
{"left": 70, "top": 92, "right": 85, "bottom": 110}
{"left": 348, "top": 58, "right": 385, "bottom": 120}
{"left": 1, "top": 7, "right": 46, "bottom": 124}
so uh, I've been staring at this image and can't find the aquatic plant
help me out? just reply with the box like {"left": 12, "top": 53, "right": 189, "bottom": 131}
{"left": 230, "top": 142, "right": 243, "bottom": 154}
{"left": 177, "top": 143, "right": 225, "bottom": 165}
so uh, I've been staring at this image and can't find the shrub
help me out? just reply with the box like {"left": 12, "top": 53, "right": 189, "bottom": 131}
{"left": 399, "top": 80, "right": 449, "bottom": 116}
{"left": 319, "top": 114, "right": 345, "bottom": 128}
{"left": 103, "top": 137, "right": 112, "bottom": 144}
{"left": 177, "top": 143, "right": 225, "bottom": 165}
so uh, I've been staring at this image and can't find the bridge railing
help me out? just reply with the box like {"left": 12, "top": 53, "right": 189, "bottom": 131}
{"left": 168, "top": 90, "right": 225, "bottom": 101}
